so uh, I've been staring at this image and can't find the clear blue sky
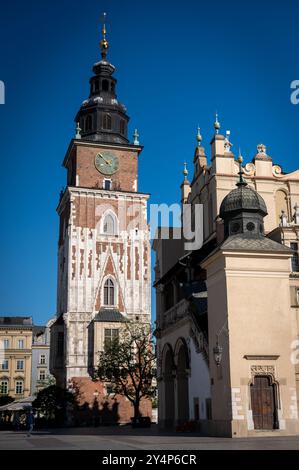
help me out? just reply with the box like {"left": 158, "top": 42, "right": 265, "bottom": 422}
{"left": 0, "top": 0, "right": 298, "bottom": 324}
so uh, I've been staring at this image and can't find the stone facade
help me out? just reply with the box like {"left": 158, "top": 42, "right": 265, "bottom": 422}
{"left": 0, "top": 317, "right": 33, "bottom": 399}
{"left": 50, "top": 33, "right": 152, "bottom": 423}
{"left": 154, "top": 126, "right": 299, "bottom": 437}
{"left": 31, "top": 321, "right": 54, "bottom": 395}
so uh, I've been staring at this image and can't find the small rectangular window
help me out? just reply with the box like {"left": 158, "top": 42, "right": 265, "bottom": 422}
{"left": 15, "top": 381, "right": 23, "bottom": 395}
{"left": 16, "top": 360, "right": 24, "bottom": 370}
{"left": 39, "top": 370, "right": 46, "bottom": 381}
{"left": 1, "top": 360, "right": 8, "bottom": 370}
{"left": 290, "top": 242, "right": 299, "bottom": 272}
{"left": 3, "top": 339, "right": 9, "bottom": 349}
{"left": 104, "top": 179, "right": 112, "bottom": 190}
{"left": 17, "top": 339, "right": 24, "bottom": 349}
{"left": 0, "top": 381, "right": 8, "bottom": 395}
{"left": 104, "top": 328, "right": 119, "bottom": 351}
{"left": 40, "top": 354, "right": 46, "bottom": 365}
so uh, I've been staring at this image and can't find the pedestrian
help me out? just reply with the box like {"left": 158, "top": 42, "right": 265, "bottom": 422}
{"left": 27, "top": 410, "right": 34, "bottom": 437}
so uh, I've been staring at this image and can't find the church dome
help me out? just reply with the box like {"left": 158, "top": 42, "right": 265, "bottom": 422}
{"left": 220, "top": 185, "right": 268, "bottom": 219}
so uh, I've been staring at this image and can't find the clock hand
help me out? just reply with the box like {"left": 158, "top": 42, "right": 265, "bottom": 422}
{"left": 98, "top": 153, "right": 112, "bottom": 166}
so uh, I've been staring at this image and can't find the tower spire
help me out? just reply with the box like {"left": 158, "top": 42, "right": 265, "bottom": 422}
{"left": 236, "top": 152, "right": 247, "bottom": 187}
{"left": 100, "top": 12, "right": 109, "bottom": 60}
{"left": 183, "top": 162, "right": 188, "bottom": 181}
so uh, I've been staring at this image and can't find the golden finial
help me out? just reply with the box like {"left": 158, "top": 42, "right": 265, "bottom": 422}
{"left": 214, "top": 112, "right": 221, "bottom": 134}
{"left": 196, "top": 126, "right": 202, "bottom": 146}
{"left": 237, "top": 148, "right": 243, "bottom": 164}
{"left": 100, "top": 12, "right": 109, "bottom": 59}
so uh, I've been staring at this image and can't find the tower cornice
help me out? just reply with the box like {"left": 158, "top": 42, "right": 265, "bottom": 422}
{"left": 62, "top": 138, "right": 143, "bottom": 168}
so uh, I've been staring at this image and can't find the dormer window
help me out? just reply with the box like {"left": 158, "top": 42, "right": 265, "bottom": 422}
{"left": 102, "top": 114, "right": 112, "bottom": 130}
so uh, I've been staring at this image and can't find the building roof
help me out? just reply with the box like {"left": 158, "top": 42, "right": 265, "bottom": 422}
{"left": 0, "top": 316, "right": 33, "bottom": 327}
{"left": 220, "top": 234, "right": 292, "bottom": 253}
{"left": 93, "top": 308, "right": 126, "bottom": 323}
{"left": 219, "top": 184, "right": 268, "bottom": 219}
{"left": 33, "top": 326, "right": 46, "bottom": 337}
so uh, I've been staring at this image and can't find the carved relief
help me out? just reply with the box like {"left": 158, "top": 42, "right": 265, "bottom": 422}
{"left": 251, "top": 365, "right": 275, "bottom": 381}
{"left": 244, "top": 162, "right": 256, "bottom": 176}
{"left": 272, "top": 165, "right": 282, "bottom": 177}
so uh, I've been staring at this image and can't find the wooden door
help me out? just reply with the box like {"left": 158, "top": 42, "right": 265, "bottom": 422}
{"left": 250, "top": 376, "right": 275, "bottom": 430}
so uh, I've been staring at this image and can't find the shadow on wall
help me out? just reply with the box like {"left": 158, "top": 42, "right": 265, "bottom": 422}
{"left": 73, "top": 398, "right": 120, "bottom": 426}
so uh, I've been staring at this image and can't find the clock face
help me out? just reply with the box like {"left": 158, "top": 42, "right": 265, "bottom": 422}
{"left": 95, "top": 151, "right": 119, "bottom": 175}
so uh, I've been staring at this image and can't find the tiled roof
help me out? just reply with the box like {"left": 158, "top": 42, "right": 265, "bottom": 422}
{"left": 221, "top": 234, "right": 291, "bottom": 252}
{"left": 93, "top": 309, "right": 126, "bottom": 323}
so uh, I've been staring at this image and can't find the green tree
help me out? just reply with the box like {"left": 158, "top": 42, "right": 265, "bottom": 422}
{"left": 0, "top": 395, "right": 14, "bottom": 407}
{"left": 33, "top": 385, "right": 74, "bottom": 423}
{"left": 95, "top": 322, "right": 156, "bottom": 420}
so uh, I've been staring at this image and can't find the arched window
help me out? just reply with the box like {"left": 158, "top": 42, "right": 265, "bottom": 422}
{"left": 104, "top": 278, "right": 115, "bottom": 306}
{"left": 103, "top": 213, "right": 116, "bottom": 235}
{"left": 111, "top": 82, "right": 115, "bottom": 93}
{"left": 120, "top": 119, "right": 125, "bottom": 135}
{"left": 85, "top": 115, "right": 92, "bottom": 131}
{"left": 102, "top": 79, "right": 109, "bottom": 91}
{"left": 102, "top": 114, "right": 112, "bottom": 130}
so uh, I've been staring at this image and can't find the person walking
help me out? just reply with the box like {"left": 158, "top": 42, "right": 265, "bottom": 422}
{"left": 27, "top": 410, "right": 34, "bottom": 437}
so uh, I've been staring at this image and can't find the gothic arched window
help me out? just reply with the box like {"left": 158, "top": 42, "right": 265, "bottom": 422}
{"left": 103, "top": 213, "right": 116, "bottom": 235}
{"left": 85, "top": 115, "right": 92, "bottom": 131}
{"left": 104, "top": 278, "right": 115, "bottom": 306}
{"left": 102, "top": 114, "right": 112, "bottom": 130}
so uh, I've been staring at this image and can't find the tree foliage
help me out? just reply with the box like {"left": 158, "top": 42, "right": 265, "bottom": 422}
{"left": 33, "top": 385, "right": 74, "bottom": 421}
{"left": 0, "top": 395, "right": 14, "bottom": 407}
{"left": 95, "top": 322, "right": 156, "bottom": 419}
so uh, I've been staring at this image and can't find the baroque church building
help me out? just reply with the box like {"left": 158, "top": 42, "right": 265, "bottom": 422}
{"left": 154, "top": 122, "right": 299, "bottom": 437}
{"left": 50, "top": 22, "right": 151, "bottom": 423}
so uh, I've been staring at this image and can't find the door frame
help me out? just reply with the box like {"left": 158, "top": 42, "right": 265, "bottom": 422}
{"left": 249, "top": 374, "right": 279, "bottom": 430}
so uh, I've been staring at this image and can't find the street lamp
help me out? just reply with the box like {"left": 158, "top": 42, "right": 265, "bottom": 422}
{"left": 213, "top": 342, "right": 223, "bottom": 367}
{"left": 213, "top": 320, "right": 228, "bottom": 366}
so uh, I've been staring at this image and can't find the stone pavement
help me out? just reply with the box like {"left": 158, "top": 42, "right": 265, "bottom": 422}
{"left": 0, "top": 426, "right": 299, "bottom": 450}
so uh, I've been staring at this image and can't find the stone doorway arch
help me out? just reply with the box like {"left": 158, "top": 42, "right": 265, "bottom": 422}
{"left": 175, "top": 339, "right": 190, "bottom": 424}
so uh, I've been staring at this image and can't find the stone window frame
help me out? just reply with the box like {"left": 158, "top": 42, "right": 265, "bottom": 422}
{"left": 16, "top": 359, "right": 24, "bottom": 371}
{"left": 100, "top": 210, "right": 119, "bottom": 236}
{"left": 102, "top": 276, "right": 117, "bottom": 307}
{"left": 39, "top": 354, "right": 46, "bottom": 365}
{"left": 15, "top": 379, "right": 24, "bottom": 395}
{"left": 0, "top": 379, "right": 9, "bottom": 395}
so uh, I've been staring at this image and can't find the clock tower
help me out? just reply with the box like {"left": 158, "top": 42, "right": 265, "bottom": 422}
{"left": 50, "top": 18, "right": 151, "bottom": 421}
